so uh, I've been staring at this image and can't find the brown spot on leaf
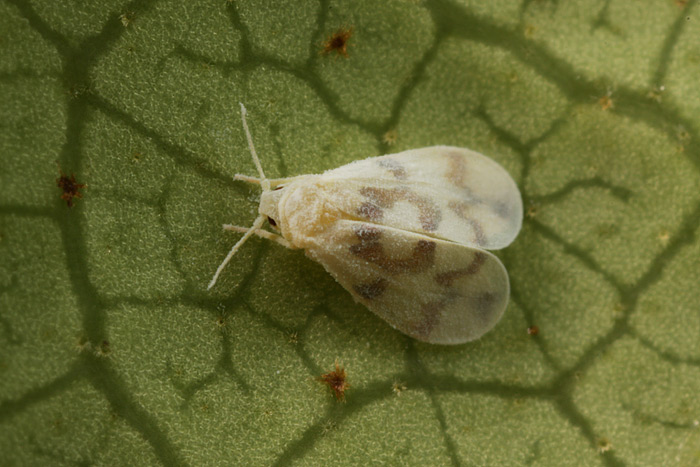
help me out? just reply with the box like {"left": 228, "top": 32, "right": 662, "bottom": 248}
{"left": 382, "top": 129, "right": 398, "bottom": 145}
{"left": 353, "top": 278, "right": 388, "bottom": 300}
{"left": 527, "top": 325, "right": 539, "bottom": 336}
{"left": 321, "top": 27, "right": 353, "bottom": 58}
{"left": 120, "top": 11, "right": 135, "bottom": 27}
{"left": 95, "top": 340, "right": 111, "bottom": 358}
{"left": 599, "top": 95, "right": 613, "bottom": 111}
{"left": 597, "top": 437, "right": 613, "bottom": 453}
{"left": 392, "top": 381, "right": 407, "bottom": 395}
{"left": 350, "top": 225, "right": 436, "bottom": 274}
{"left": 56, "top": 170, "right": 86, "bottom": 207}
{"left": 435, "top": 252, "right": 487, "bottom": 287}
{"left": 319, "top": 361, "right": 349, "bottom": 401}
{"left": 598, "top": 90, "right": 614, "bottom": 111}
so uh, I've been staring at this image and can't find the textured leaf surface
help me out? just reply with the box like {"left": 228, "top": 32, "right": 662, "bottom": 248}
{"left": 2, "top": 0, "right": 700, "bottom": 465}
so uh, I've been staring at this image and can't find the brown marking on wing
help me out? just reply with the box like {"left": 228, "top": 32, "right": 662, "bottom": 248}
{"left": 471, "top": 292, "right": 499, "bottom": 325}
{"left": 353, "top": 278, "right": 388, "bottom": 300}
{"left": 410, "top": 300, "right": 445, "bottom": 340}
{"left": 435, "top": 251, "right": 488, "bottom": 287}
{"left": 350, "top": 224, "right": 436, "bottom": 274}
{"left": 357, "top": 202, "right": 383, "bottom": 222}
{"left": 448, "top": 200, "right": 469, "bottom": 218}
{"left": 494, "top": 199, "right": 516, "bottom": 219}
{"left": 353, "top": 224, "right": 382, "bottom": 242}
{"left": 359, "top": 186, "right": 398, "bottom": 207}
{"left": 357, "top": 187, "right": 441, "bottom": 232}
{"left": 446, "top": 151, "right": 468, "bottom": 188}
{"left": 448, "top": 200, "right": 487, "bottom": 246}
{"left": 378, "top": 159, "right": 407, "bottom": 179}
{"left": 474, "top": 291, "right": 497, "bottom": 309}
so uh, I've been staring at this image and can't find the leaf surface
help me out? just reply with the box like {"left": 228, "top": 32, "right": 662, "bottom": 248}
{"left": 2, "top": 0, "right": 700, "bottom": 465}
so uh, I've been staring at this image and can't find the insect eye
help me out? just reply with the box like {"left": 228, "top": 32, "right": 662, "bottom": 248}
{"left": 267, "top": 216, "right": 277, "bottom": 227}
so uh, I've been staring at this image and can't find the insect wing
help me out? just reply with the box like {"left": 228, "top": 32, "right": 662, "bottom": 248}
{"left": 305, "top": 220, "right": 509, "bottom": 344}
{"left": 321, "top": 146, "right": 522, "bottom": 250}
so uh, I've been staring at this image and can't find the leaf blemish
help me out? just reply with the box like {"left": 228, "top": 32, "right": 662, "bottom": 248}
{"left": 319, "top": 361, "right": 349, "bottom": 401}
{"left": 597, "top": 89, "right": 614, "bottom": 111}
{"left": 56, "top": 168, "right": 86, "bottom": 208}
{"left": 321, "top": 27, "right": 353, "bottom": 57}
{"left": 526, "top": 202, "right": 539, "bottom": 219}
{"left": 392, "top": 381, "right": 406, "bottom": 396}
{"left": 383, "top": 129, "right": 398, "bottom": 145}
{"left": 95, "top": 340, "right": 111, "bottom": 358}
{"left": 75, "top": 334, "right": 91, "bottom": 353}
{"left": 120, "top": 11, "right": 135, "bottom": 27}
{"left": 597, "top": 437, "right": 613, "bottom": 454}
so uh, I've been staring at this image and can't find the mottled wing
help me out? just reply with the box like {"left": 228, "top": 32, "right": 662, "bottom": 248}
{"left": 306, "top": 220, "right": 509, "bottom": 345}
{"left": 321, "top": 146, "right": 522, "bottom": 250}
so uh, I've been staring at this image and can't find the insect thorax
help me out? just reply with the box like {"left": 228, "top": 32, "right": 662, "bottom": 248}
{"left": 270, "top": 176, "right": 340, "bottom": 249}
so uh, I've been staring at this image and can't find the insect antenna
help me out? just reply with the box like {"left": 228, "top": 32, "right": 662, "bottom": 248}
{"left": 207, "top": 103, "right": 269, "bottom": 290}
{"left": 239, "top": 102, "right": 270, "bottom": 192}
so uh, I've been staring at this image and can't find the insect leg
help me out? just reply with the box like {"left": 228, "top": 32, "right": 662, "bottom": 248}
{"left": 223, "top": 224, "right": 292, "bottom": 248}
{"left": 234, "top": 174, "right": 262, "bottom": 184}
{"left": 208, "top": 215, "right": 266, "bottom": 290}
{"left": 234, "top": 174, "right": 288, "bottom": 189}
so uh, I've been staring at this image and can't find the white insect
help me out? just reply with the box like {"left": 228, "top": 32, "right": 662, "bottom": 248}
{"left": 208, "top": 104, "right": 523, "bottom": 345}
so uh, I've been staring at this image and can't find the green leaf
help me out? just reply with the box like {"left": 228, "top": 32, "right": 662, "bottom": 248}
{"left": 2, "top": 0, "right": 699, "bottom": 464}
